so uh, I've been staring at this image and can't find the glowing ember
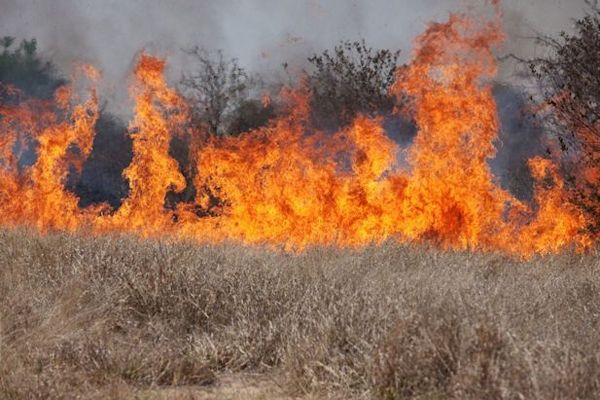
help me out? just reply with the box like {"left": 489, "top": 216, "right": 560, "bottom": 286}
{"left": 0, "top": 7, "right": 596, "bottom": 258}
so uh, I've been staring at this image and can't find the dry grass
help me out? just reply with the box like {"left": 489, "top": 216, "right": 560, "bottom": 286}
{"left": 0, "top": 228, "right": 599, "bottom": 399}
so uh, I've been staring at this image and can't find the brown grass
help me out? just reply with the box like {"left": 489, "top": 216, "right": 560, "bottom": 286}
{"left": 0, "top": 228, "right": 599, "bottom": 399}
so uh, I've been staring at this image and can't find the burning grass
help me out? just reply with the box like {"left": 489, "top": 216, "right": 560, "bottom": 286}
{"left": 1, "top": 228, "right": 599, "bottom": 399}
{"left": 0, "top": 6, "right": 596, "bottom": 259}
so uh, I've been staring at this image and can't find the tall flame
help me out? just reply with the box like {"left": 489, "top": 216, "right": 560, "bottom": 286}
{"left": 0, "top": 65, "right": 100, "bottom": 231}
{"left": 391, "top": 14, "right": 507, "bottom": 249}
{"left": 97, "top": 55, "right": 188, "bottom": 235}
{"left": 0, "top": 7, "right": 596, "bottom": 259}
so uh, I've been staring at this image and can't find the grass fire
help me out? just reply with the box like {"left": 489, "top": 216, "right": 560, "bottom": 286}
{"left": 0, "top": 0, "right": 599, "bottom": 399}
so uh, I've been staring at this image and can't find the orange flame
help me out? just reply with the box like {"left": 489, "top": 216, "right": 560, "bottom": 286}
{"left": 96, "top": 54, "right": 188, "bottom": 235}
{"left": 0, "top": 8, "right": 596, "bottom": 258}
{"left": 0, "top": 65, "right": 100, "bottom": 231}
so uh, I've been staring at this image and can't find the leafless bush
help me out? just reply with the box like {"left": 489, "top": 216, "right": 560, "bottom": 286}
{"left": 528, "top": 0, "right": 600, "bottom": 233}
{"left": 307, "top": 40, "right": 402, "bottom": 130}
{"left": 180, "top": 47, "right": 273, "bottom": 136}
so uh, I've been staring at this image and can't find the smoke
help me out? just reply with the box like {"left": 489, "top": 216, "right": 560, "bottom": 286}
{"left": 0, "top": 0, "right": 588, "bottom": 101}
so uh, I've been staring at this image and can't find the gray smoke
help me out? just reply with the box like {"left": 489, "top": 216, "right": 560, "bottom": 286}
{"left": 0, "top": 0, "right": 589, "bottom": 109}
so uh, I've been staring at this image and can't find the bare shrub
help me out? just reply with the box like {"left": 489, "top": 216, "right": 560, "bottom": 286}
{"left": 307, "top": 40, "right": 402, "bottom": 131}
{"left": 528, "top": 1, "right": 600, "bottom": 233}
{"left": 180, "top": 48, "right": 273, "bottom": 136}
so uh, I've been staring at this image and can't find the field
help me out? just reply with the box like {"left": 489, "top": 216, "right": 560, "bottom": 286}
{"left": 1, "top": 229, "right": 599, "bottom": 399}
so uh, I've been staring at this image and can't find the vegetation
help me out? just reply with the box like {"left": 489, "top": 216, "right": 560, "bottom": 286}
{"left": 306, "top": 40, "right": 402, "bottom": 130}
{"left": 0, "top": 23, "right": 599, "bottom": 399}
{"left": 0, "top": 36, "right": 133, "bottom": 208}
{"left": 529, "top": 1, "right": 600, "bottom": 233}
{"left": 179, "top": 41, "right": 403, "bottom": 135}
{"left": 1, "top": 229, "right": 599, "bottom": 399}
{"left": 0, "top": 36, "right": 65, "bottom": 99}
{"left": 180, "top": 48, "right": 274, "bottom": 136}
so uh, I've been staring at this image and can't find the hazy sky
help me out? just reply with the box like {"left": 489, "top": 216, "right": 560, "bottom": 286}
{"left": 0, "top": 0, "right": 590, "bottom": 107}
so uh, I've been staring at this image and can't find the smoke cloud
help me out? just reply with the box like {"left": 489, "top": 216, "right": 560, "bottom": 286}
{"left": 0, "top": 0, "right": 588, "bottom": 100}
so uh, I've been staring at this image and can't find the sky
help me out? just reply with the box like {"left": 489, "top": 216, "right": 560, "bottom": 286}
{"left": 0, "top": 0, "right": 590, "bottom": 108}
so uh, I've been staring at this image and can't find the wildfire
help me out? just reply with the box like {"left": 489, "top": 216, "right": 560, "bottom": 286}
{"left": 0, "top": 6, "right": 596, "bottom": 258}
{"left": 0, "top": 65, "right": 100, "bottom": 232}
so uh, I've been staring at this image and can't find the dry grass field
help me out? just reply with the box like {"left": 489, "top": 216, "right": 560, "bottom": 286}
{"left": 1, "top": 228, "right": 599, "bottom": 399}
